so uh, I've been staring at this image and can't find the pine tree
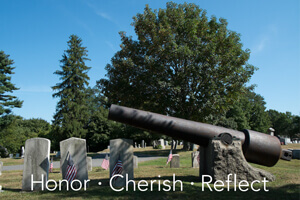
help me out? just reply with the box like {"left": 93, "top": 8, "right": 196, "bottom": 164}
{"left": 0, "top": 51, "right": 23, "bottom": 116}
{"left": 52, "top": 35, "right": 91, "bottom": 139}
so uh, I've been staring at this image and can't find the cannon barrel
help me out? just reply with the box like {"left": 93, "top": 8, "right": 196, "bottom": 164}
{"left": 108, "top": 104, "right": 282, "bottom": 167}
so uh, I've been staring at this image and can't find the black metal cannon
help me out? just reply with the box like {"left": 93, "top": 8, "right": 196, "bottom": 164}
{"left": 108, "top": 104, "right": 287, "bottom": 167}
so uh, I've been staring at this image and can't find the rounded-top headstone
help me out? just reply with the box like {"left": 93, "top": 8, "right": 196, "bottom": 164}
{"left": 60, "top": 137, "right": 88, "bottom": 187}
{"left": 22, "top": 137, "right": 50, "bottom": 191}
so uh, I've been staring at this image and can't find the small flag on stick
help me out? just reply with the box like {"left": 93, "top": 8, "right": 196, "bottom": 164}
{"left": 111, "top": 156, "right": 123, "bottom": 182}
{"left": 49, "top": 157, "right": 53, "bottom": 173}
{"left": 166, "top": 150, "right": 173, "bottom": 165}
{"left": 101, "top": 154, "right": 109, "bottom": 170}
{"left": 65, "top": 153, "right": 77, "bottom": 183}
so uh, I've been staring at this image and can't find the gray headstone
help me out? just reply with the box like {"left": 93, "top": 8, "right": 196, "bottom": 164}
{"left": 21, "top": 146, "right": 25, "bottom": 158}
{"left": 55, "top": 151, "right": 60, "bottom": 158}
{"left": 138, "top": 144, "right": 141, "bottom": 148}
{"left": 22, "top": 138, "right": 50, "bottom": 191}
{"left": 134, "top": 142, "right": 137, "bottom": 148}
{"left": 0, "top": 161, "right": 3, "bottom": 176}
{"left": 170, "top": 154, "right": 180, "bottom": 168}
{"left": 158, "top": 139, "right": 165, "bottom": 149}
{"left": 9, "top": 154, "right": 13, "bottom": 158}
{"left": 192, "top": 151, "right": 200, "bottom": 168}
{"left": 165, "top": 141, "right": 168, "bottom": 146}
{"left": 141, "top": 140, "right": 145, "bottom": 148}
{"left": 87, "top": 156, "right": 92, "bottom": 171}
{"left": 110, "top": 139, "right": 133, "bottom": 187}
{"left": 174, "top": 140, "right": 178, "bottom": 149}
{"left": 60, "top": 137, "right": 88, "bottom": 187}
{"left": 145, "top": 143, "right": 146, "bottom": 148}
{"left": 15, "top": 153, "right": 20, "bottom": 158}
{"left": 133, "top": 156, "right": 138, "bottom": 168}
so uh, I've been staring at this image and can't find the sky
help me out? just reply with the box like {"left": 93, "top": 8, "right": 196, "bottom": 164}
{"left": 0, "top": 0, "right": 299, "bottom": 123}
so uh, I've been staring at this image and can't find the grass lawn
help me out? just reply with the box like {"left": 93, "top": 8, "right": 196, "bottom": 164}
{"left": 0, "top": 144, "right": 299, "bottom": 200}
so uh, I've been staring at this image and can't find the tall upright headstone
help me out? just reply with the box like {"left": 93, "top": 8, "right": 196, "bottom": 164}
{"left": 22, "top": 138, "right": 50, "bottom": 191}
{"left": 0, "top": 161, "right": 3, "bottom": 176}
{"left": 141, "top": 140, "right": 145, "bottom": 148}
{"left": 110, "top": 138, "right": 133, "bottom": 187}
{"left": 192, "top": 151, "right": 200, "bottom": 168}
{"left": 60, "top": 137, "right": 88, "bottom": 187}
{"left": 87, "top": 156, "right": 92, "bottom": 172}
{"left": 158, "top": 139, "right": 165, "bottom": 149}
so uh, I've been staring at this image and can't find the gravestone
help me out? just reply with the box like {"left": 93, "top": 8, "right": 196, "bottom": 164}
{"left": 170, "top": 154, "right": 180, "bottom": 168}
{"left": 138, "top": 144, "right": 141, "bottom": 148}
{"left": 165, "top": 141, "right": 168, "bottom": 146}
{"left": 145, "top": 143, "right": 146, "bottom": 148}
{"left": 141, "top": 140, "right": 145, "bottom": 148}
{"left": 55, "top": 151, "right": 60, "bottom": 158}
{"left": 9, "top": 154, "right": 13, "bottom": 158}
{"left": 87, "top": 156, "right": 92, "bottom": 171}
{"left": 21, "top": 146, "right": 25, "bottom": 158}
{"left": 134, "top": 142, "right": 137, "bottom": 148}
{"left": 0, "top": 161, "right": 3, "bottom": 176}
{"left": 60, "top": 137, "right": 88, "bottom": 188}
{"left": 110, "top": 138, "right": 134, "bottom": 187}
{"left": 22, "top": 138, "right": 50, "bottom": 191}
{"left": 15, "top": 153, "right": 20, "bottom": 158}
{"left": 174, "top": 140, "right": 178, "bottom": 149}
{"left": 158, "top": 139, "right": 165, "bottom": 149}
{"left": 192, "top": 151, "right": 200, "bottom": 168}
{"left": 133, "top": 156, "right": 138, "bottom": 168}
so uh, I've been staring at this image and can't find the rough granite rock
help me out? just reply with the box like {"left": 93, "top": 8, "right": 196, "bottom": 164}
{"left": 200, "top": 139, "right": 275, "bottom": 182}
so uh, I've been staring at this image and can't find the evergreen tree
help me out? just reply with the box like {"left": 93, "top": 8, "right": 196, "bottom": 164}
{"left": 0, "top": 51, "right": 23, "bottom": 116}
{"left": 52, "top": 35, "right": 91, "bottom": 139}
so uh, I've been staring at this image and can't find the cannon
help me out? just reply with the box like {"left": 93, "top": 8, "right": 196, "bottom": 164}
{"left": 108, "top": 104, "right": 290, "bottom": 167}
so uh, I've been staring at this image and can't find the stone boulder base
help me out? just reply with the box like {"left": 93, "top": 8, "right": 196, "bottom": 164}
{"left": 200, "top": 139, "right": 275, "bottom": 182}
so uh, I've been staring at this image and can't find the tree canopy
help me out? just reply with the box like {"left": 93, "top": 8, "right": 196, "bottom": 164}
{"left": 52, "top": 35, "right": 91, "bottom": 140}
{"left": 98, "top": 2, "right": 256, "bottom": 124}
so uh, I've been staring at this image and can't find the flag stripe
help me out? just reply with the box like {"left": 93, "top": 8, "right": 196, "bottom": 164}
{"left": 65, "top": 153, "right": 77, "bottom": 183}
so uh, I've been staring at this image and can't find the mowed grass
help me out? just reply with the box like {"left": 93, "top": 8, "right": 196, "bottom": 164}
{"left": 0, "top": 145, "right": 299, "bottom": 200}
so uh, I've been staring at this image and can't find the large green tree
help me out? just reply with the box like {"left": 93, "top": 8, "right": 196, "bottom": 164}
{"left": 98, "top": 2, "right": 256, "bottom": 145}
{"left": 0, "top": 51, "right": 22, "bottom": 116}
{"left": 216, "top": 87, "right": 270, "bottom": 132}
{"left": 52, "top": 35, "right": 91, "bottom": 140}
{"left": 268, "top": 110, "right": 299, "bottom": 138}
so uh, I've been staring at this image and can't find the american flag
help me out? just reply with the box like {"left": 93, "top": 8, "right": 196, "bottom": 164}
{"left": 166, "top": 150, "right": 173, "bottom": 164}
{"left": 65, "top": 153, "right": 77, "bottom": 183}
{"left": 111, "top": 156, "right": 123, "bottom": 181}
{"left": 101, "top": 154, "right": 109, "bottom": 170}
{"left": 49, "top": 157, "right": 53, "bottom": 173}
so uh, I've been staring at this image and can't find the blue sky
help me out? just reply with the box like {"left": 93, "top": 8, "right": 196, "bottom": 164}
{"left": 0, "top": 0, "right": 299, "bottom": 123}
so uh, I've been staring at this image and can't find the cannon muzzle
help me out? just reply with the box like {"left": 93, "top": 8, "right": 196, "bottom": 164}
{"left": 108, "top": 104, "right": 283, "bottom": 167}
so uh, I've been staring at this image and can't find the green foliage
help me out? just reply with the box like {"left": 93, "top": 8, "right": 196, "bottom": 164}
{"left": 153, "top": 144, "right": 163, "bottom": 149}
{"left": 214, "top": 87, "right": 270, "bottom": 132}
{"left": 0, "top": 51, "right": 23, "bottom": 116}
{"left": 52, "top": 35, "right": 91, "bottom": 140}
{"left": 268, "top": 110, "right": 299, "bottom": 138}
{"left": 98, "top": 2, "right": 256, "bottom": 124}
{"left": 0, "top": 116, "right": 51, "bottom": 153}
